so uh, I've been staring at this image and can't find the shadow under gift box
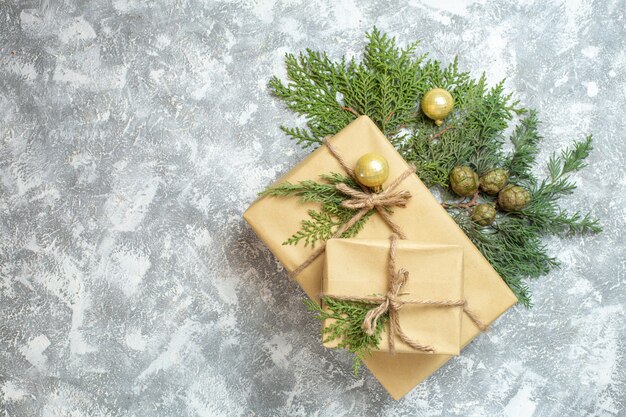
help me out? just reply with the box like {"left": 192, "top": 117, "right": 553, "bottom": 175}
{"left": 323, "top": 238, "right": 464, "bottom": 356}
{"left": 243, "top": 115, "right": 517, "bottom": 400}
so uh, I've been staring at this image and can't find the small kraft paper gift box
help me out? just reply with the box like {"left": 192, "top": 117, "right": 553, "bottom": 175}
{"left": 322, "top": 237, "right": 465, "bottom": 356}
{"left": 244, "top": 115, "right": 517, "bottom": 399}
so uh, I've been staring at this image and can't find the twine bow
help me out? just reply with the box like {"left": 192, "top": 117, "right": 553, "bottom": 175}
{"left": 289, "top": 138, "right": 415, "bottom": 279}
{"left": 322, "top": 234, "right": 489, "bottom": 354}
{"left": 337, "top": 184, "right": 412, "bottom": 210}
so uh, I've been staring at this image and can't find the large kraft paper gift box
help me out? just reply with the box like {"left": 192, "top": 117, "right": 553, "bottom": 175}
{"left": 243, "top": 115, "right": 517, "bottom": 399}
{"left": 323, "top": 238, "right": 465, "bottom": 355}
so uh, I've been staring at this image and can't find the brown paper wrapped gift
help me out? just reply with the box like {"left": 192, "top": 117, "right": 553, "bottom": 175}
{"left": 323, "top": 238, "right": 464, "bottom": 355}
{"left": 243, "top": 115, "right": 517, "bottom": 399}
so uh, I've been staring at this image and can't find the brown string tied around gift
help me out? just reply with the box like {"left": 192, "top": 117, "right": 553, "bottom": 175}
{"left": 288, "top": 138, "right": 416, "bottom": 279}
{"left": 321, "top": 234, "right": 489, "bottom": 354}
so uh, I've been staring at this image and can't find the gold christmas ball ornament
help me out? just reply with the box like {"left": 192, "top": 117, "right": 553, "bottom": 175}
{"left": 421, "top": 88, "right": 454, "bottom": 126}
{"left": 498, "top": 185, "right": 531, "bottom": 212}
{"left": 480, "top": 169, "right": 509, "bottom": 195}
{"left": 449, "top": 166, "right": 479, "bottom": 197}
{"left": 471, "top": 203, "right": 497, "bottom": 226}
{"left": 354, "top": 153, "right": 389, "bottom": 193}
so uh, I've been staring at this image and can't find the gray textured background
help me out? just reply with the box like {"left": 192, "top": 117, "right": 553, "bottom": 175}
{"left": 1, "top": 0, "right": 625, "bottom": 416}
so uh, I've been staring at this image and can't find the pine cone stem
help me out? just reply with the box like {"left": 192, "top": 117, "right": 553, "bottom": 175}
{"left": 442, "top": 191, "right": 480, "bottom": 209}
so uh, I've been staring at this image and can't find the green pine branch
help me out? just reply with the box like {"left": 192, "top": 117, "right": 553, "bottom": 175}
{"left": 521, "top": 136, "right": 601, "bottom": 235}
{"left": 261, "top": 174, "right": 374, "bottom": 247}
{"left": 305, "top": 297, "right": 386, "bottom": 375}
{"left": 506, "top": 110, "right": 542, "bottom": 184}
{"left": 452, "top": 212, "right": 556, "bottom": 303}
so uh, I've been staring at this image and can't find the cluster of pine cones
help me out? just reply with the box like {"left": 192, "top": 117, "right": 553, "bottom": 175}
{"left": 448, "top": 166, "right": 531, "bottom": 226}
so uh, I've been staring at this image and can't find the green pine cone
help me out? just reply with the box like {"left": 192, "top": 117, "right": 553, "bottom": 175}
{"left": 449, "top": 166, "right": 479, "bottom": 197}
{"left": 498, "top": 185, "right": 531, "bottom": 211}
{"left": 471, "top": 203, "right": 497, "bottom": 226}
{"left": 480, "top": 169, "right": 509, "bottom": 194}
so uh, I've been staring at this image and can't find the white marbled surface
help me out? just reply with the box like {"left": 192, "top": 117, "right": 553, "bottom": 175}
{"left": 1, "top": 0, "right": 625, "bottom": 416}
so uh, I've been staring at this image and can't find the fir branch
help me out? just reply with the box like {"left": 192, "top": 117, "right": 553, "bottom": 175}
{"left": 260, "top": 177, "right": 345, "bottom": 205}
{"left": 537, "top": 136, "right": 594, "bottom": 202}
{"left": 305, "top": 297, "right": 386, "bottom": 375}
{"left": 269, "top": 27, "right": 430, "bottom": 144}
{"left": 506, "top": 110, "right": 541, "bottom": 183}
{"left": 522, "top": 207, "right": 601, "bottom": 235}
{"left": 283, "top": 209, "right": 341, "bottom": 246}
{"left": 453, "top": 213, "right": 556, "bottom": 306}
{"left": 261, "top": 174, "right": 374, "bottom": 247}
{"left": 280, "top": 126, "right": 323, "bottom": 148}
{"left": 520, "top": 136, "right": 601, "bottom": 235}
{"left": 268, "top": 50, "right": 356, "bottom": 147}
{"left": 560, "top": 135, "right": 594, "bottom": 174}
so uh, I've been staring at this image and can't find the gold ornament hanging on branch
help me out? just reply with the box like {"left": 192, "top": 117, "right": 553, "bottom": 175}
{"left": 421, "top": 88, "right": 454, "bottom": 126}
{"left": 354, "top": 153, "right": 389, "bottom": 193}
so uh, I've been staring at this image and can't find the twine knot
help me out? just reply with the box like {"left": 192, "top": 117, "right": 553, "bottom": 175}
{"left": 336, "top": 183, "right": 412, "bottom": 211}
